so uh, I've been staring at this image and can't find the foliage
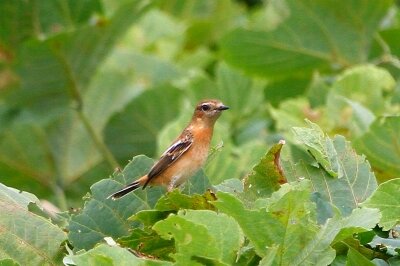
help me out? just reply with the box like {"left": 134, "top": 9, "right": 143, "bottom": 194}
{"left": 1, "top": 0, "right": 400, "bottom": 265}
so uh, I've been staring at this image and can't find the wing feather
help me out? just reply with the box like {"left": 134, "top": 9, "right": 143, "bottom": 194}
{"left": 143, "top": 130, "right": 193, "bottom": 188}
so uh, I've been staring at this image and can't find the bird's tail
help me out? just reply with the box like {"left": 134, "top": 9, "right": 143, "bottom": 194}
{"left": 108, "top": 180, "right": 141, "bottom": 200}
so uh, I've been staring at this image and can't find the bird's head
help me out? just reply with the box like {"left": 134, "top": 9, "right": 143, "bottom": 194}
{"left": 192, "top": 99, "right": 229, "bottom": 126}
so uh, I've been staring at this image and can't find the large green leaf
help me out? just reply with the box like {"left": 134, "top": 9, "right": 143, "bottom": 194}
{"left": 153, "top": 210, "right": 243, "bottom": 265}
{"left": 285, "top": 122, "right": 378, "bottom": 216}
{"left": 361, "top": 178, "right": 400, "bottom": 230}
{"left": 213, "top": 181, "right": 380, "bottom": 265}
{"left": 346, "top": 247, "right": 375, "bottom": 266}
{"left": 105, "top": 86, "right": 183, "bottom": 162}
{"left": 0, "top": 259, "right": 19, "bottom": 266}
{"left": 0, "top": 110, "right": 102, "bottom": 197}
{"left": 5, "top": 0, "right": 150, "bottom": 111}
{"left": 158, "top": 0, "right": 242, "bottom": 48}
{"left": 0, "top": 183, "right": 66, "bottom": 265}
{"left": 292, "top": 208, "right": 380, "bottom": 265}
{"left": 221, "top": 0, "right": 392, "bottom": 78}
{"left": 0, "top": 46, "right": 142, "bottom": 201}
{"left": 65, "top": 244, "right": 170, "bottom": 265}
{"left": 354, "top": 116, "right": 400, "bottom": 178}
{"left": 68, "top": 155, "right": 164, "bottom": 251}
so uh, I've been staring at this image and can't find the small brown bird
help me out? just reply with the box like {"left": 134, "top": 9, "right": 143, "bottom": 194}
{"left": 108, "top": 99, "right": 229, "bottom": 199}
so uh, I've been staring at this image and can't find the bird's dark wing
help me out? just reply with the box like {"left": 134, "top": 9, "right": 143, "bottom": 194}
{"left": 143, "top": 130, "right": 193, "bottom": 188}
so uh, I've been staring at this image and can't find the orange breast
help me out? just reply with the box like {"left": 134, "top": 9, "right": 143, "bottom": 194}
{"left": 152, "top": 126, "right": 213, "bottom": 187}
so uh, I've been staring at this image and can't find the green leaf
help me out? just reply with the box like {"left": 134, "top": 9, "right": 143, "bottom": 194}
{"left": 213, "top": 178, "right": 244, "bottom": 194}
{"left": 158, "top": 0, "right": 241, "bottom": 48}
{"left": 126, "top": 52, "right": 184, "bottom": 86}
{"left": 221, "top": 0, "right": 392, "bottom": 78}
{"left": 328, "top": 65, "right": 395, "bottom": 115}
{"left": 292, "top": 120, "right": 342, "bottom": 178}
{"left": 214, "top": 62, "right": 264, "bottom": 123}
{"left": 265, "top": 76, "right": 310, "bottom": 106}
{"left": 206, "top": 141, "right": 266, "bottom": 185}
{"left": 380, "top": 29, "right": 400, "bottom": 59}
{"left": 180, "top": 210, "right": 244, "bottom": 265}
{"left": 180, "top": 170, "right": 211, "bottom": 195}
{"left": 6, "top": 0, "right": 150, "bottom": 112}
{"left": 0, "top": 183, "right": 66, "bottom": 265}
{"left": 0, "top": 109, "right": 105, "bottom": 196}
{"left": 129, "top": 210, "right": 171, "bottom": 227}
{"left": 346, "top": 246, "right": 375, "bottom": 266}
{"left": 327, "top": 95, "right": 375, "bottom": 137}
{"left": 354, "top": 116, "right": 400, "bottom": 178}
{"left": 0, "top": 41, "right": 144, "bottom": 201}
{"left": 153, "top": 214, "right": 220, "bottom": 265}
{"left": 68, "top": 155, "right": 164, "bottom": 250}
{"left": 361, "top": 178, "right": 400, "bottom": 230}
{"left": 269, "top": 98, "right": 327, "bottom": 136}
{"left": 243, "top": 141, "right": 286, "bottom": 200}
{"left": 118, "top": 228, "right": 175, "bottom": 261}
{"left": 0, "top": 0, "right": 103, "bottom": 50}
{"left": 0, "top": 259, "right": 19, "bottom": 266}
{"left": 368, "top": 232, "right": 400, "bottom": 257}
{"left": 214, "top": 180, "right": 380, "bottom": 265}
{"left": 325, "top": 65, "right": 395, "bottom": 137}
{"left": 212, "top": 191, "right": 283, "bottom": 257}
{"left": 283, "top": 133, "right": 377, "bottom": 216}
{"left": 291, "top": 208, "right": 380, "bottom": 266}
{"left": 153, "top": 210, "right": 243, "bottom": 265}
{"left": 105, "top": 85, "right": 183, "bottom": 162}
{"left": 155, "top": 190, "right": 216, "bottom": 211}
{"left": 65, "top": 244, "right": 171, "bottom": 265}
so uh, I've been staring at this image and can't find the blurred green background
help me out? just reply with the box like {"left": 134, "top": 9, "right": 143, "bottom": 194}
{"left": 1, "top": 0, "right": 399, "bottom": 210}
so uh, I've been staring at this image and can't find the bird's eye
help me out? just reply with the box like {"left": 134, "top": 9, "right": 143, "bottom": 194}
{"left": 201, "top": 104, "right": 210, "bottom": 111}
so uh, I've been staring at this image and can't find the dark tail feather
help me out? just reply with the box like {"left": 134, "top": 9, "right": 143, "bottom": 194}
{"left": 107, "top": 181, "right": 141, "bottom": 200}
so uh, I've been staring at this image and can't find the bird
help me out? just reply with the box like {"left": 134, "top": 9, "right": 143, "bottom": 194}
{"left": 108, "top": 99, "right": 229, "bottom": 199}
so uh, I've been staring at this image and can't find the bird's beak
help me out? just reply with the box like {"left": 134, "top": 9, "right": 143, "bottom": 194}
{"left": 218, "top": 105, "right": 229, "bottom": 111}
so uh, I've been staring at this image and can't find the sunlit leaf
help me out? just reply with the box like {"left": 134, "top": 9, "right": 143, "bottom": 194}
{"left": 361, "top": 178, "right": 400, "bottom": 230}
